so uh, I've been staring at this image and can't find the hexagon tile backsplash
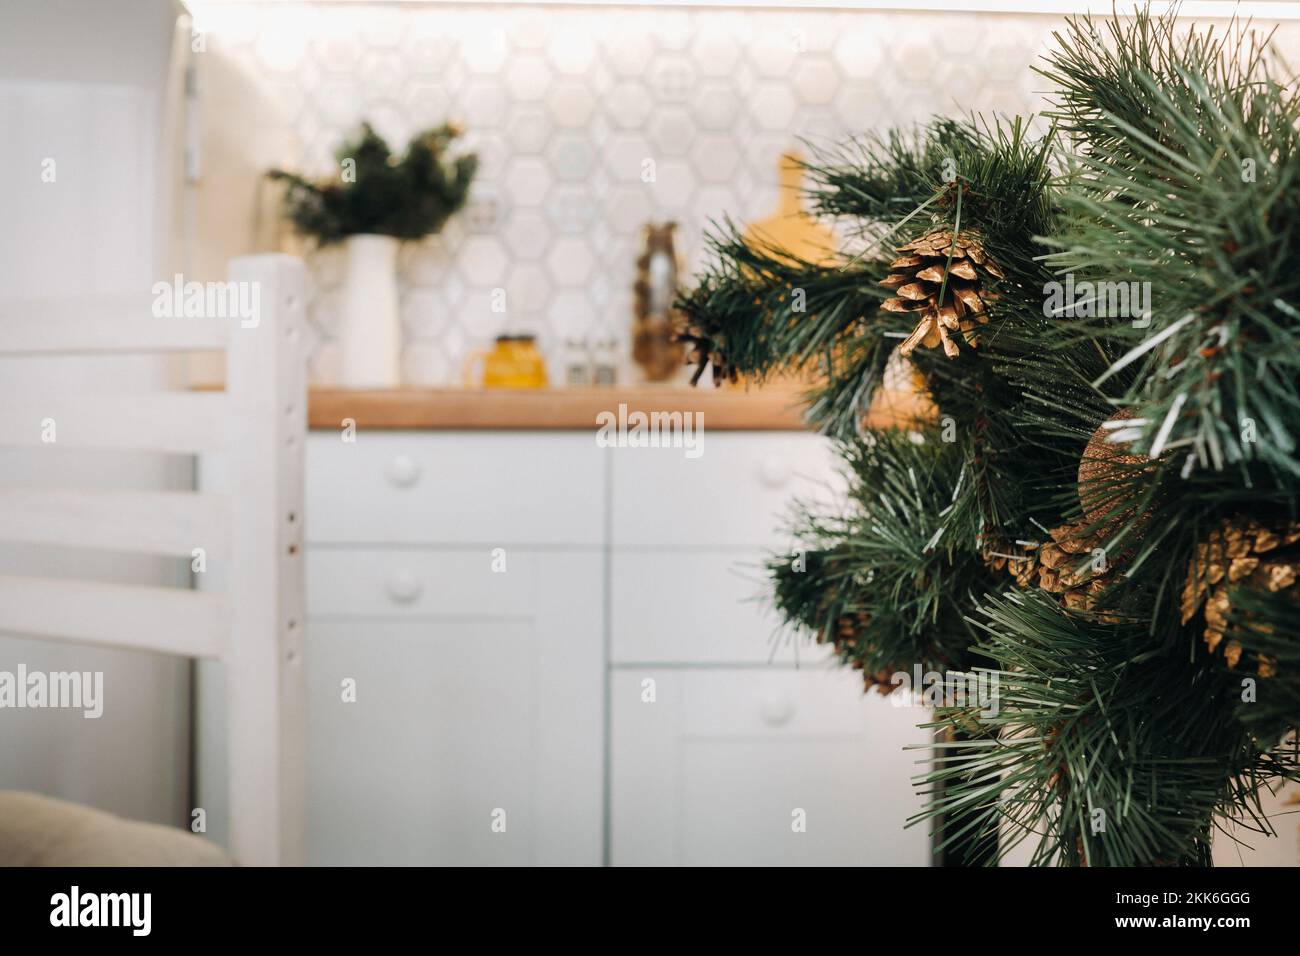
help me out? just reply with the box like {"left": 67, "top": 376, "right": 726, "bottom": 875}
{"left": 190, "top": 2, "right": 1221, "bottom": 386}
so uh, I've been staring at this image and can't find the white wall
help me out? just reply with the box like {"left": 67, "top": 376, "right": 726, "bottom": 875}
{"left": 0, "top": 0, "right": 194, "bottom": 826}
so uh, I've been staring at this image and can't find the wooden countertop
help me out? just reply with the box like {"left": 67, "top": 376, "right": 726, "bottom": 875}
{"left": 306, "top": 385, "right": 929, "bottom": 431}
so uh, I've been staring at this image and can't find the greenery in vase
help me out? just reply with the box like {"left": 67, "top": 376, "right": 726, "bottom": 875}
{"left": 678, "top": 8, "right": 1300, "bottom": 866}
{"left": 268, "top": 121, "right": 477, "bottom": 245}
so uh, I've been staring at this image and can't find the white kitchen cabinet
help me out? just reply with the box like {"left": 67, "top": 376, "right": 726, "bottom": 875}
{"left": 307, "top": 550, "right": 602, "bottom": 866}
{"left": 610, "top": 548, "right": 836, "bottom": 665}
{"left": 610, "top": 668, "right": 932, "bottom": 866}
{"left": 306, "top": 432, "right": 605, "bottom": 546}
{"left": 610, "top": 432, "right": 844, "bottom": 550}
{"left": 198, "top": 427, "right": 933, "bottom": 866}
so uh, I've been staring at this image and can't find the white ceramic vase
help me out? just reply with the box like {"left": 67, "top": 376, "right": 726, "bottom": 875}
{"left": 338, "top": 233, "right": 401, "bottom": 388}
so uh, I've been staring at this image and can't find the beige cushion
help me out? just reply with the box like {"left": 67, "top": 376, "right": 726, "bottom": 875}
{"left": 0, "top": 791, "right": 233, "bottom": 866}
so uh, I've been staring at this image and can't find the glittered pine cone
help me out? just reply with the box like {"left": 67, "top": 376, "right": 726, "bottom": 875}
{"left": 880, "top": 228, "right": 1003, "bottom": 359}
{"left": 983, "top": 523, "right": 1121, "bottom": 618}
{"left": 1181, "top": 517, "right": 1300, "bottom": 670}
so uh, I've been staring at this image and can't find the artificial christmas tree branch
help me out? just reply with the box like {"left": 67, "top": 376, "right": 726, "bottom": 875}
{"left": 678, "top": 6, "right": 1300, "bottom": 865}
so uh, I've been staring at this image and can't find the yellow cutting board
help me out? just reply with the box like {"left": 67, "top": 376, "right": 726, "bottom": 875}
{"left": 742, "top": 151, "right": 839, "bottom": 266}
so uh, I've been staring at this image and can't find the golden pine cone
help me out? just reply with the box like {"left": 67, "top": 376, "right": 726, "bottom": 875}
{"left": 1182, "top": 517, "right": 1300, "bottom": 668}
{"left": 1078, "top": 409, "right": 1151, "bottom": 526}
{"left": 984, "top": 523, "right": 1119, "bottom": 616}
{"left": 880, "top": 228, "right": 1003, "bottom": 359}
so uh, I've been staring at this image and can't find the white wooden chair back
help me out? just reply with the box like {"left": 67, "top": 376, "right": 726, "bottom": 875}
{"left": 0, "top": 254, "right": 309, "bottom": 866}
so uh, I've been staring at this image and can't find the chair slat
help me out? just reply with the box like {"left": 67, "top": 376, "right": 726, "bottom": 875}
{"left": 0, "top": 392, "right": 231, "bottom": 453}
{"left": 0, "top": 575, "right": 228, "bottom": 659}
{"left": 0, "top": 489, "right": 230, "bottom": 557}
{"left": 0, "top": 296, "right": 230, "bottom": 353}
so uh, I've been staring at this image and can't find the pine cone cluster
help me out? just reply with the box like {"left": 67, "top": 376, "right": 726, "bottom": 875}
{"left": 1182, "top": 518, "right": 1300, "bottom": 670}
{"left": 985, "top": 522, "right": 1117, "bottom": 614}
{"left": 819, "top": 610, "right": 898, "bottom": 695}
{"left": 676, "top": 326, "right": 738, "bottom": 387}
{"left": 880, "top": 228, "right": 1003, "bottom": 359}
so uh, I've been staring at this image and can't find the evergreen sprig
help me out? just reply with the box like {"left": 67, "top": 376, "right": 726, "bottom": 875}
{"left": 268, "top": 122, "right": 477, "bottom": 244}
{"left": 680, "top": 6, "right": 1300, "bottom": 865}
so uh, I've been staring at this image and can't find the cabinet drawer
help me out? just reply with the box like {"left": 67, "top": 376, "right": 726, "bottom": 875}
{"left": 306, "top": 432, "right": 605, "bottom": 546}
{"left": 610, "top": 549, "right": 834, "bottom": 664}
{"left": 611, "top": 667, "right": 931, "bottom": 866}
{"left": 308, "top": 549, "right": 539, "bottom": 619}
{"left": 609, "top": 432, "right": 842, "bottom": 549}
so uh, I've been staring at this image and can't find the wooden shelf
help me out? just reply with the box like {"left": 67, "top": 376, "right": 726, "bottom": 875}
{"left": 305, "top": 385, "right": 930, "bottom": 432}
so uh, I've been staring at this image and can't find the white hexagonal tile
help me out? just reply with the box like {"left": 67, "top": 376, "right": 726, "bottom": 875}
{"left": 307, "top": 244, "right": 347, "bottom": 290}
{"left": 508, "top": 11, "right": 550, "bottom": 51}
{"left": 692, "top": 82, "right": 742, "bottom": 131}
{"left": 690, "top": 136, "right": 742, "bottom": 184}
{"left": 833, "top": 29, "right": 885, "bottom": 80}
{"left": 366, "top": 102, "right": 414, "bottom": 150}
{"left": 654, "top": 10, "right": 694, "bottom": 51}
{"left": 506, "top": 263, "right": 553, "bottom": 315}
{"left": 546, "top": 133, "right": 597, "bottom": 182}
{"left": 401, "top": 341, "right": 454, "bottom": 387}
{"left": 437, "top": 322, "right": 469, "bottom": 374}
{"left": 358, "top": 7, "right": 407, "bottom": 47}
{"left": 549, "top": 289, "right": 599, "bottom": 337}
{"left": 605, "top": 82, "right": 654, "bottom": 130}
{"left": 691, "top": 25, "right": 743, "bottom": 78}
{"left": 464, "top": 189, "right": 504, "bottom": 234}
{"left": 504, "top": 157, "right": 552, "bottom": 206}
{"left": 506, "top": 105, "right": 553, "bottom": 154}
{"left": 548, "top": 81, "right": 596, "bottom": 128}
{"left": 458, "top": 79, "right": 510, "bottom": 130}
{"left": 793, "top": 108, "right": 839, "bottom": 144}
{"left": 792, "top": 57, "right": 837, "bottom": 106}
{"left": 401, "top": 27, "right": 458, "bottom": 77}
{"left": 457, "top": 235, "right": 508, "bottom": 287}
{"left": 545, "top": 185, "right": 601, "bottom": 235}
{"left": 312, "top": 79, "right": 365, "bottom": 129}
{"left": 460, "top": 17, "right": 508, "bottom": 74}
{"left": 693, "top": 185, "right": 744, "bottom": 225}
{"left": 547, "top": 29, "right": 596, "bottom": 75}
{"left": 750, "top": 83, "right": 798, "bottom": 132}
{"left": 311, "top": 32, "right": 364, "bottom": 75}
{"left": 309, "top": 341, "right": 342, "bottom": 386}
{"left": 404, "top": 81, "right": 453, "bottom": 127}
{"left": 504, "top": 53, "right": 552, "bottom": 102}
{"left": 650, "top": 159, "right": 694, "bottom": 209}
{"left": 648, "top": 108, "right": 695, "bottom": 158}
{"left": 602, "top": 26, "right": 656, "bottom": 77}
{"left": 603, "top": 184, "right": 653, "bottom": 234}
{"left": 357, "top": 50, "right": 405, "bottom": 100}
{"left": 504, "top": 210, "right": 551, "bottom": 260}
{"left": 889, "top": 35, "right": 938, "bottom": 87}
{"left": 546, "top": 238, "right": 595, "bottom": 286}
{"left": 648, "top": 53, "right": 698, "bottom": 103}
{"left": 401, "top": 288, "right": 450, "bottom": 338}
{"left": 462, "top": 129, "right": 508, "bottom": 182}
{"left": 309, "top": 287, "right": 343, "bottom": 337}
{"left": 832, "top": 81, "right": 878, "bottom": 131}
{"left": 440, "top": 270, "right": 467, "bottom": 312}
{"left": 604, "top": 133, "right": 654, "bottom": 184}
{"left": 401, "top": 237, "right": 451, "bottom": 288}
{"left": 749, "top": 26, "right": 799, "bottom": 78}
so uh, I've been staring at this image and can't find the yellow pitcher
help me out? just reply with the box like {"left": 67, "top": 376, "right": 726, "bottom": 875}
{"left": 462, "top": 334, "right": 549, "bottom": 389}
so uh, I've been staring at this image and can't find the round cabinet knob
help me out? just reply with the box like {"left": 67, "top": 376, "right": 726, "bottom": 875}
{"left": 758, "top": 455, "right": 792, "bottom": 488}
{"left": 385, "top": 455, "right": 421, "bottom": 488}
{"left": 758, "top": 694, "right": 795, "bottom": 727}
{"left": 385, "top": 571, "right": 422, "bottom": 604}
